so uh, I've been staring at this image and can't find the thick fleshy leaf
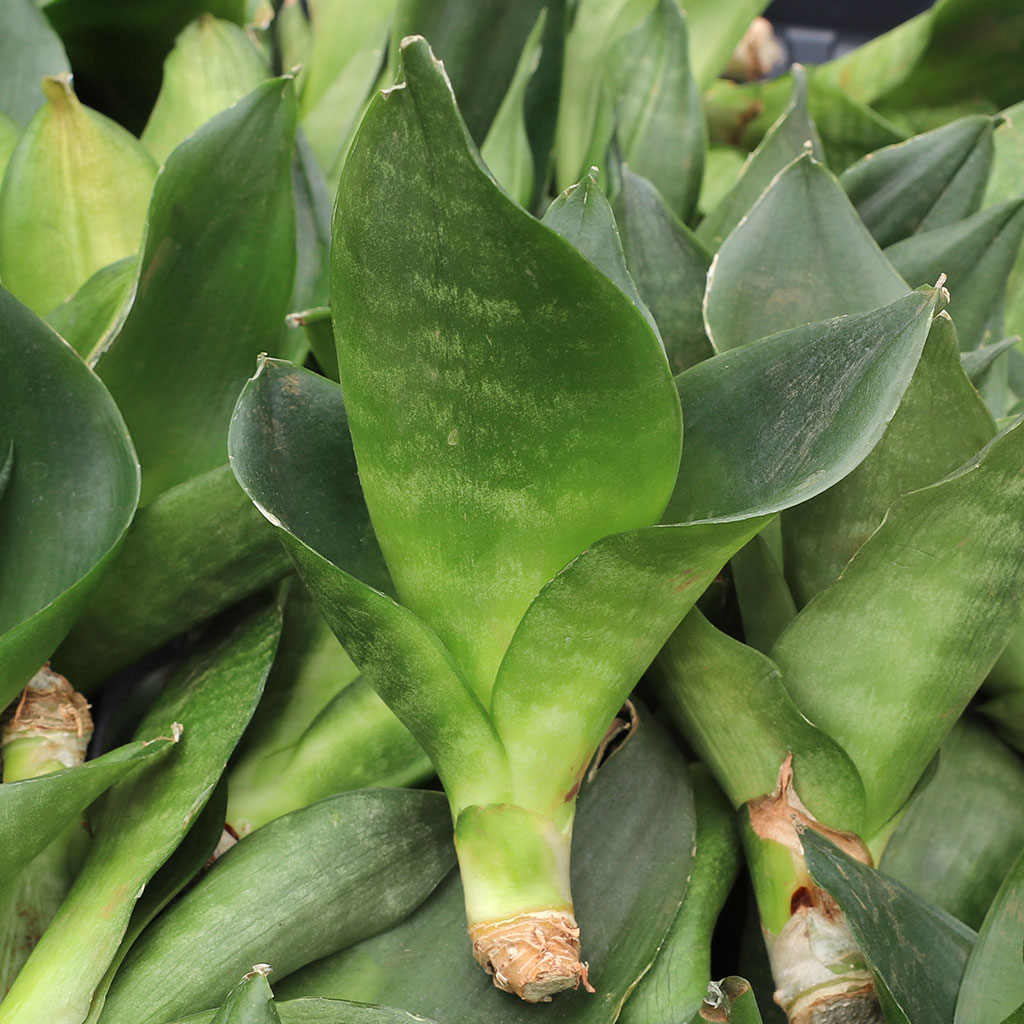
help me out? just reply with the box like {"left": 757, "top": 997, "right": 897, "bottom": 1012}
{"left": 54, "top": 463, "right": 291, "bottom": 690}
{"left": 962, "top": 336, "right": 1022, "bottom": 385}
{"left": 0, "top": 736, "right": 174, "bottom": 889}
{"left": 885, "top": 198, "right": 1024, "bottom": 352}
{"left": 0, "top": 75, "right": 156, "bottom": 316}
{"left": 167, "top": 1001, "right": 439, "bottom": 1024}
{"left": 613, "top": 167, "right": 713, "bottom": 373}
{"left": 480, "top": 10, "right": 545, "bottom": 209}
{"left": 956, "top": 850, "right": 1024, "bottom": 1024}
{"left": 984, "top": 104, "right": 1024, "bottom": 342}
{"left": 880, "top": 717, "right": 1024, "bottom": 930}
{"left": 0, "top": 0, "right": 68, "bottom": 125}
{"left": 773, "top": 419, "right": 1024, "bottom": 837}
{"left": 0, "top": 288, "right": 139, "bottom": 707}
{"left": 686, "top": 0, "right": 770, "bottom": 90}
{"left": 229, "top": 358, "right": 505, "bottom": 815}
{"left": 804, "top": 830, "right": 977, "bottom": 1024}
{"left": 730, "top": 534, "right": 796, "bottom": 654}
{"left": 141, "top": 15, "right": 269, "bottom": 165}
{"left": 209, "top": 969, "right": 279, "bottom": 1024}
{"left": 605, "top": 0, "right": 704, "bottom": 222}
{"left": 333, "top": 37, "right": 680, "bottom": 704}
{"left": 654, "top": 609, "right": 865, "bottom": 829}
{"left": 700, "top": 978, "right": 765, "bottom": 1024}
{"left": 97, "top": 790, "right": 454, "bottom": 1024}
{"left": 667, "top": 288, "right": 940, "bottom": 524}
{"left": 94, "top": 76, "right": 298, "bottom": 504}
{"left": 276, "top": 712, "right": 695, "bottom": 1024}
{"left": 619, "top": 766, "right": 741, "bottom": 1024}
{"left": 704, "top": 152, "right": 907, "bottom": 353}
{"left": 840, "top": 116, "right": 995, "bottom": 249}
{"left": 0, "top": 600, "right": 281, "bottom": 1024}
{"left": 697, "top": 67, "right": 823, "bottom": 252}
{"left": 44, "top": 256, "right": 137, "bottom": 359}
{"left": 782, "top": 313, "right": 995, "bottom": 606}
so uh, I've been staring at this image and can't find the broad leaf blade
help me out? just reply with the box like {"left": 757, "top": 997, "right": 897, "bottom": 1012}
{"left": 98, "top": 790, "right": 455, "bottom": 1024}
{"left": 95, "top": 76, "right": 298, "bottom": 504}
{"left": 773, "top": 419, "right": 1024, "bottom": 836}
{"left": 209, "top": 970, "right": 280, "bottom": 1024}
{"left": 804, "top": 830, "right": 976, "bottom": 1024}
{"left": 333, "top": 37, "right": 680, "bottom": 703}
{"left": 0, "top": 288, "right": 140, "bottom": 706}
{"left": 704, "top": 152, "right": 907, "bottom": 353}
{"left": 44, "top": 256, "right": 137, "bottom": 359}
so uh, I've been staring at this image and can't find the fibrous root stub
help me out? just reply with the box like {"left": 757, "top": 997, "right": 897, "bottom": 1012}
{"left": 469, "top": 910, "right": 596, "bottom": 1003}
{"left": 795, "top": 988, "right": 884, "bottom": 1024}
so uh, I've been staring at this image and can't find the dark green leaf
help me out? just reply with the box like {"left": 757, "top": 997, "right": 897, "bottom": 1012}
{"left": 961, "top": 336, "right": 1022, "bottom": 384}
{"left": 955, "top": 850, "right": 1024, "bottom": 1024}
{"left": 886, "top": 198, "right": 1024, "bottom": 353}
{"left": 667, "top": 288, "right": 940, "bottom": 524}
{"left": 773, "top": 419, "right": 1024, "bottom": 837}
{"left": 99, "top": 790, "right": 454, "bottom": 1024}
{"left": 606, "top": 0, "right": 704, "bottom": 222}
{"left": 277, "top": 711, "right": 695, "bottom": 1024}
{"left": 166, "top": 999, "right": 438, "bottom": 1024}
{"left": 704, "top": 152, "right": 907, "bottom": 353}
{"left": 730, "top": 535, "right": 796, "bottom": 654}
{"left": 0, "top": 289, "right": 139, "bottom": 707}
{"left": 333, "top": 37, "right": 680, "bottom": 705}
{"left": 697, "top": 67, "right": 824, "bottom": 252}
{"left": 619, "top": 767, "right": 741, "bottom": 1024}
{"left": 54, "top": 463, "right": 291, "bottom": 690}
{"left": 0, "top": 599, "right": 282, "bottom": 1022}
{"left": 94, "top": 76, "right": 298, "bottom": 504}
{"left": 0, "top": 0, "right": 69, "bottom": 125}
{"left": 782, "top": 313, "right": 995, "bottom": 606}
{"left": 840, "top": 116, "right": 995, "bottom": 248}
{"left": 211, "top": 970, "right": 280, "bottom": 1023}
{"left": 44, "top": 256, "right": 137, "bottom": 359}
{"left": 614, "top": 167, "right": 713, "bottom": 373}
{"left": 804, "top": 829, "right": 976, "bottom": 1024}
{"left": 881, "top": 717, "right": 1024, "bottom": 930}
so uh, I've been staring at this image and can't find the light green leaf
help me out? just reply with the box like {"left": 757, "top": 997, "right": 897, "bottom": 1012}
{"left": 95, "top": 76, "right": 298, "bottom": 505}
{"left": 804, "top": 830, "right": 976, "bottom": 1024}
{"left": 44, "top": 256, "right": 137, "bottom": 359}
{"left": 0, "top": 0, "right": 69, "bottom": 125}
{"left": 686, "top": 0, "right": 770, "bottom": 90}
{"left": 97, "top": 790, "right": 454, "bottom": 1024}
{"left": 697, "top": 67, "right": 824, "bottom": 252}
{"left": 985, "top": 101, "right": 1024, "bottom": 209}
{"left": 704, "top": 152, "right": 907, "bottom": 353}
{"left": 0, "top": 289, "right": 139, "bottom": 707}
{"left": 333, "top": 37, "right": 680, "bottom": 704}
{"left": 614, "top": 166, "right": 713, "bottom": 373}
{"left": 141, "top": 15, "right": 269, "bottom": 165}
{"left": 774, "top": 419, "right": 1024, "bottom": 836}
{"left": 605, "top": 0, "right": 705, "bottom": 222}
{"left": 886, "top": 197, "right": 1024, "bottom": 352}
{"left": 840, "top": 115, "right": 995, "bottom": 248}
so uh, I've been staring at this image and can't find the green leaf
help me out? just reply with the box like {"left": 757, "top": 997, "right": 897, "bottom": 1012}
{"left": 0, "top": 75, "right": 156, "bottom": 316}
{"left": 44, "top": 256, "right": 137, "bottom": 359}
{"left": 619, "top": 767, "right": 741, "bottom": 1024}
{"left": 98, "top": 789, "right": 454, "bottom": 1024}
{"left": 985, "top": 101, "right": 1024, "bottom": 209}
{"left": 654, "top": 609, "right": 865, "bottom": 829}
{"left": 0, "top": 599, "right": 282, "bottom": 1024}
{"left": 613, "top": 166, "right": 713, "bottom": 373}
{"left": 686, "top": 0, "right": 769, "bottom": 90}
{"left": 782, "top": 312, "right": 995, "bottom": 606}
{"left": 209, "top": 969, "right": 280, "bottom": 1024}
{"left": 956, "top": 850, "right": 1024, "bottom": 1024}
{"left": 165, "top": 999, "right": 438, "bottom": 1024}
{"left": 773, "top": 419, "right": 1024, "bottom": 837}
{"left": 697, "top": 67, "right": 824, "bottom": 252}
{"left": 841, "top": 116, "right": 995, "bottom": 249}
{"left": 0, "top": 736, "right": 175, "bottom": 889}
{"left": 804, "top": 829, "right": 976, "bottom": 1024}
{"left": 480, "top": 10, "right": 545, "bottom": 208}
{"left": 700, "top": 978, "right": 765, "bottom": 1024}
{"left": 605, "top": 0, "right": 705, "bottom": 222}
{"left": 730, "top": 534, "right": 796, "bottom": 654}
{"left": 141, "top": 14, "right": 269, "bottom": 165}
{"left": 54, "top": 463, "right": 291, "bottom": 690}
{"left": 276, "top": 711, "right": 695, "bottom": 1024}
{"left": 94, "top": 76, "right": 298, "bottom": 505}
{"left": 0, "top": 289, "right": 139, "bottom": 707}
{"left": 667, "top": 288, "right": 940, "bottom": 524}
{"left": 333, "top": 37, "right": 680, "bottom": 704}
{"left": 961, "top": 335, "right": 1022, "bottom": 385}
{"left": 885, "top": 197, "right": 1024, "bottom": 352}
{"left": 704, "top": 152, "right": 907, "bottom": 353}
{"left": 228, "top": 358, "right": 506, "bottom": 816}
{"left": 0, "top": 0, "right": 69, "bottom": 126}
{"left": 880, "top": 717, "right": 1024, "bottom": 930}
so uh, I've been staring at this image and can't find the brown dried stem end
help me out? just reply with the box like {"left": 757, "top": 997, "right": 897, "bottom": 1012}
{"left": 4, "top": 665, "right": 93, "bottom": 740}
{"left": 469, "top": 910, "right": 595, "bottom": 1003}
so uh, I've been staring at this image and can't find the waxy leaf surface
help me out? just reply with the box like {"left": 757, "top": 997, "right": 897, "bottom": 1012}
{"left": 0, "top": 288, "right": 139, "bottom": 706}
{"left": 0, "top": 0, "right": 69, "bottom": 126}
{"left": 45, "top": 256, "right": 137, "bottom": 359}
{"left": 168, "top": 1000, "right": 438, "bottom": 1024}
